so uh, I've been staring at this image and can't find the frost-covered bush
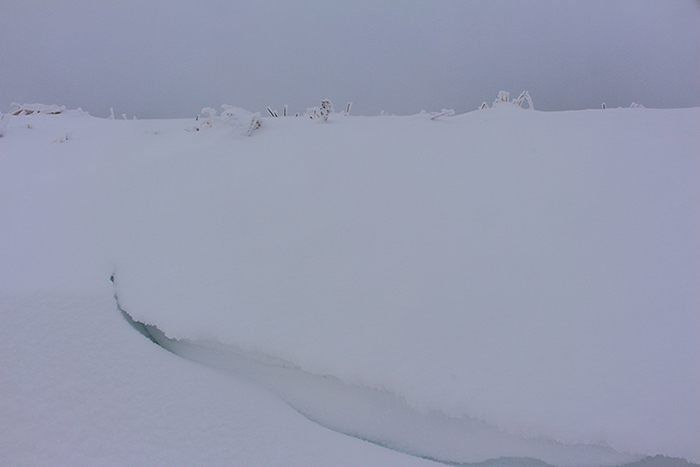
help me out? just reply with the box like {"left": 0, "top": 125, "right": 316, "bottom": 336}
{"left": 8, "top": 103, "right": 66, "bottom": 116}
{"left": 199, "top": 107, "right": 217, "bottom": 128}
{"left": 418, "top": 109, "right": 455, "bottom": 120}
{"left": 602, "top": 102, "right": 645, "bottom": 110}
{"left": 319, "top": 99, "right": 333, "bottom": 121}
{"left": 221, "top": 105, "right": 262, "bottom": 135}
{"left": 493, "top": 91, "right": 511, "bottom": 106}
{"left": 430, "top": 109, "right": 455, "bottom": 120}
{"left": 480, "top": 91, "right": 534, "bottom": 110}
{"left": 513, "top": 91, "right": 534, "bottom": 109}
{"left": 306, "top": 99, "right": 335, "bottom": 121}
{"left": 192, "top": 105, "right": 261, "bottom": 136}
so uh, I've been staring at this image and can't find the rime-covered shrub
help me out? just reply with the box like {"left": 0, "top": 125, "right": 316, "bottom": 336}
{"left": 199, "top": 107, "right": 217, "bottom": 128}
{"left": 430, "top": 109, "right": 455, "bottom": 120}
{"left": 418, "top": 109, "right": 456, "bottom": 120}
{"left": 319, "top": 99, "right": 333, "bottom": 120}
{"left": 493, "top": 91, "right": 511, "bottom": 107}
{"left": 221, "top": 105, "right": 262, "bottom": 135}
{"left": 513, "top": 91, "right": 534, "bottom": 109}
{"left": 9, "top": 103, "right": 67, "bottom": 116}
{"left": 481, "top": 91, "right": 534, "bottom": 110}
{"left": 306, "top": 99, "right": 335, "bottom": 121}
{"left": 193, "top": 105, "right": 261, "bottom": 136}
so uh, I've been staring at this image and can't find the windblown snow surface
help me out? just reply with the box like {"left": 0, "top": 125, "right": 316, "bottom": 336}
{"left": 1, "top": 105, "right": 698, "bottom": 467}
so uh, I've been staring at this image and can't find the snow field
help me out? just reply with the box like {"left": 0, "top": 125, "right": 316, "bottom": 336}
{"left": 1, "top": 106, "right": 698, "bottom": 465}
{"left": 0, "top": 292, "right": 444, "bottom": 467}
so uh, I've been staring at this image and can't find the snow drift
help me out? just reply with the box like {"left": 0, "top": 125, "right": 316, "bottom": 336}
{"left": 1, "top": 103, "right": 698, "bottom": 466}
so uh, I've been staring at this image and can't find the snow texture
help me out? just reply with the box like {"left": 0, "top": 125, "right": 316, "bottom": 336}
{"left": 1, "top": 105, "right": 698, "bottom": 466}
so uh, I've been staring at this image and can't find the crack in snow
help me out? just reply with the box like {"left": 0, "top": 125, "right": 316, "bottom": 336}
{"left": 112, "top": 280, "right": 651, "bottom": 467}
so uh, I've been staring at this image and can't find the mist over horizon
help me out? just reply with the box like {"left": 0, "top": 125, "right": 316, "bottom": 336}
{"left": 1, "top": 0, "right": 699, "bottom": 118}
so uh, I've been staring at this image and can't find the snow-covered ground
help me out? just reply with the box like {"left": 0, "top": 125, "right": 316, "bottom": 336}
{"left": 1, "top": 102, "right": 698, "bottom": 466}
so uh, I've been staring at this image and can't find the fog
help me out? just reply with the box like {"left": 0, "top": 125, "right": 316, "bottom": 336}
{"left": 1, "top": 0, "right": 699, "bottom": 118}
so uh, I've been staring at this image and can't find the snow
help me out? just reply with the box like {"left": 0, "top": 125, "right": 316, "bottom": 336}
{"left": 0, "top": 293, "right": 440, "bottom": 467}
{"left": 1, "top": 105, "right": 698, "bottom": 466}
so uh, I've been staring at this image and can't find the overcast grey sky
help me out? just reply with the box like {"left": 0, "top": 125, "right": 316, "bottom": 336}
{"left": 1, "top": 0, "right": 698, "bottom": 118}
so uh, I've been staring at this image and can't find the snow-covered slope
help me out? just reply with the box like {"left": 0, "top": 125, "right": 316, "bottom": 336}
{"left": 1, "top": 105, "right": 698, "bottom": 466}
{"left": 1, "top": 292, "right": 446, "bottom": 467}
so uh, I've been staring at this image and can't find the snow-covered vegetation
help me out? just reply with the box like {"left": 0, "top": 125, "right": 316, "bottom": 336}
{"left": 8, "top": 102, "right": 67, "bottom": 115}
{"left": 1, "top": 99, "right": 698, "bottom": 467}
{"left": 305, "top": 98, "right": 336, "bottom": 121}
{"left": 192, "top": 105, "right": 262, "bottom": 136}
{"left": 480, "top": 90, "right": 534, "bottom": 110}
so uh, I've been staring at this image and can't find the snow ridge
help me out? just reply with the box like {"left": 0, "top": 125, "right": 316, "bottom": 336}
{"left": 114, "top": 292, "right": 641, "bottom": 467}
